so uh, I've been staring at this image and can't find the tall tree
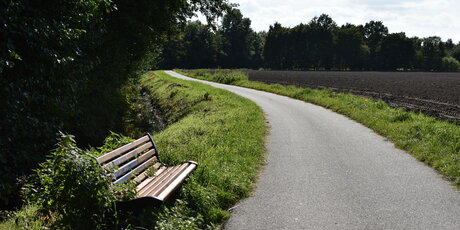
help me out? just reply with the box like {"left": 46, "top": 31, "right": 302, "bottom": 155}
{"left": 308, "top": 14, "right": 337, "bottom": 69}
{"left": 377, "top": 33, "right": 415, "bottom": 70}
{"left": 289, "top": 23, "right": 311, "bottom": 69}
{"left": 451, "top": 43, "right": 460, "bottom": 62}
{"left": 264, "top": 23, "right": 290, "bottom": 69}
{"left": 182, "top": 21, "right": 218, "bottom": 68}
{"left": 334, "top": 24, "right": 366, "bottom": 70}
{"left": 219, "top": 9, "right": 253, "bottom": 67}
{"left": 364, "top": 21, "right": 388, "bottom": 69}
{"left": 421, "top": 36, "right": 445, "bottom": 70}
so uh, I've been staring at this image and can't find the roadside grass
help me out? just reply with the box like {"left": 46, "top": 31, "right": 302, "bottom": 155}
{"left": 141, "top": 71, "right": 266, "bottom": 228}
{"left": 178, "top": 69, "right": 460, "bottom": 189}
{"left": 0, "top": 70, "right": 266, "bottom": 229}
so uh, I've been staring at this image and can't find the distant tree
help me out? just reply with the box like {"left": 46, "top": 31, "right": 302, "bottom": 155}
{"left": 181, "top": 21, "right": 218, "bottom": 68}
{"left": 448, "top": 42, "right": 460, "bottom": 62}
{"left": 377, "top": 33, "right": 415, "bottom": 70}
{"left": 364, "top": 21, "right": 388, "bottom": 69}
{"left": 264, "top": 22, "right": 290, "bottom": 69}
{"left": 287, "top": 23, "right": 310, "bottom": 69}
{"left": 160, "top": 26, "right": 187, "bottom": 69}
{"left": 445, "top": 39, "right": 455, "bottom": 52}
{"left": 248, "top": 31, "right": 266, "bottom": 68}
{"left": 308, "top": 14, "right": 337, "bottom": 69}
{"left": 421, "top": 36, "right": 445, "bottom": 71}
{"left": 334, "top": 24, "right": 366, "bottom": 70}
{"left": 219, "top": 9, "right": 254, "bottom": 68}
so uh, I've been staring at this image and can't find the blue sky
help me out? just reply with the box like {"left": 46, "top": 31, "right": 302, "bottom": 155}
{"left": 227, "top": 0, "right": 460, "bottom": 42}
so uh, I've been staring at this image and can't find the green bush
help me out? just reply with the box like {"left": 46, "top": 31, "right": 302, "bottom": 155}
{"left": 22, "top": 133, "right": 136, "bottom": 229}
{"left": 441, "top": 56, "right": 460, "bottom": 72}
{"left": 181, "top": 69, "right": 248, "bottom": 84}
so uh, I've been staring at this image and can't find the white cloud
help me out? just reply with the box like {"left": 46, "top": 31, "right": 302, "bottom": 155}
{"left": 229, "top": 0, "right": 460, "bottom": 42}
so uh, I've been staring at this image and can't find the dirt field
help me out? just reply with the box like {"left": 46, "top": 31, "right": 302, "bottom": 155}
{"left": 247, "top": 70, "right": 460, "bottom": 124}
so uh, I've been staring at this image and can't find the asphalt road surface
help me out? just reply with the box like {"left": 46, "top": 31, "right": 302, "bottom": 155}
{"left": 165, "top": 71, "right": 460, "bottom": 230}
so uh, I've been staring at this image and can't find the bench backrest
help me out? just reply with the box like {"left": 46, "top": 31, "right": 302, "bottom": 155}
{"left": 96, "top": 134, "right": 162, "bottom": 185}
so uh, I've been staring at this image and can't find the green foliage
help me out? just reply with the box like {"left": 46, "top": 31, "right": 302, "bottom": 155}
{"left": 22, "top": 133, "right": 136, "bottom": 229}
{"left": 441, "top": 56, "right": 460, "bottom": 72}
{"left": 451, "top": 44, "right": 460, "bottom": 62}
{"left": 154, "top": 200, "right": 206, "bottom": 230}
{"left": 182, "top": 69, "right": 460, "bottom": 189}
{"left": 0, "top": 205, "right": 45, "bottom": 230}
{"left": 378, "top": 33, "right": 415, "bottom": 70}
{"left": 419, "top": 36, "right": 445, "bottom": 71}
{"left": 335, "top": 24, "right": 366, "bottom": 69}
{"left": 159, "top": 9, "right": 264, "bottom": 69}
{"left": 1, "top": 0, "right": 231, "bottom": 209}
{"left": 91, "top": 132, "right": 135, "bottom": 157}
{"left": 180, "top": 69, "right": 248, "bottom": 84}
{"left": 163, "top": 12, "right": 457, "bottom": 72}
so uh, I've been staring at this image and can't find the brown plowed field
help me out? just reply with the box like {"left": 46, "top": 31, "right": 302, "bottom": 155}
{"left": 247, "top": 70, "right": 460, "bottom": 124}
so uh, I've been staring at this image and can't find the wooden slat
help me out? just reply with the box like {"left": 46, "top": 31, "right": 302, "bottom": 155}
{"left": 137, "top": 166, "right": 179, "bottom": 197}
{"left": 114, "top": 156, "right": 156, "bottom": 184}
{"left": 156, "top": 163, "right": 197, "bottom": 201}
{"left": 150, "top": 164, "right": 189, "bottom": 197}
{"left": 97, "top": 136, "right": 149, "bottom": 164}
{"left": 113, "top": 151, "right": 156, "bottom": 179}
{"left": 103, "top": 142, "right": 153, "bottom": 170}
{"left": 140, "top": 164, "right": 187, "bottom": 198}
{"left": 133, "top": 162, "right": 161, "bottom": 184}
{"left": 137, "top": 166, "right": 177, "bottom": 197}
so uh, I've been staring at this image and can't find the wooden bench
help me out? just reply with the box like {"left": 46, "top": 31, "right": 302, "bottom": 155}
{"left": 96, "top": 133, "right": 198, "bottom": 208}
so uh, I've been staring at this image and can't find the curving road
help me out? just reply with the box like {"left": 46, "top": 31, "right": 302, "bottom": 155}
{"left": 165, "top": 71, "right": 460, "bottom": 230}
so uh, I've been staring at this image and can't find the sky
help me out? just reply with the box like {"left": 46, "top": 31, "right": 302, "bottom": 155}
{"left": 224, "top": 0, "right": 460, "bottom": 43}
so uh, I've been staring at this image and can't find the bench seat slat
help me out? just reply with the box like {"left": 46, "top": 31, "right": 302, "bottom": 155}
{"left": 137, "top": 162, "right": 196, "bottom": 200}
{"left": 137, "top": 166, "right": 178, "bottom": 197}
{"left": 133, "top": 163, "right": 164, "bottom": 185}
{"left": 155, "top": 163, "right": 197, "bottom": 201}
{"left": 149, "top": 164, "right": 189, "bottom": 197}
{"left": 136, "top": 166, "right": 168, "bottom": 190}
{"left": 97, "top": 136, "right": 150, "bottom": 164}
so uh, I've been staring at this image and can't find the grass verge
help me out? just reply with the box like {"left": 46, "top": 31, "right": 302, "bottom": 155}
{"left": 143, "top": 71, "right": 266, "bottom": 228}
{"left": 178, "top": 69, "right": 460, "bottom": 189}
{"left": 0, "top": 70, "right": 266, "bottom": 229}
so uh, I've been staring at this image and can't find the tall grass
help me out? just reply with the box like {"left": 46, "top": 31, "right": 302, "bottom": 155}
{"left": 179, "top": 69, "right": 460, "bottom": 189}
{"left": 132, "top": 71, "right": 266, "bottom": 228}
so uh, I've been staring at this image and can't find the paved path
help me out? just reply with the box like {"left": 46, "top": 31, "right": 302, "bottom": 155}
{"left": 165, "top": 71, "right": 460, "bottom": 230}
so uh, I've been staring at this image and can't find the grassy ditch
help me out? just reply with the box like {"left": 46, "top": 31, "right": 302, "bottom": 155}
{"left": 178, "top": 69, "right": 460, "bottom": 189}
{"left": 0, "top": 71, "right": 266, "bottom": 229}
{"left": 141, "top": 71, "right": 266, "bottom": 228}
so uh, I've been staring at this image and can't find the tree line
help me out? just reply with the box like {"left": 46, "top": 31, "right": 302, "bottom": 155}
{"left": 160, "top": 12, "right": 460, "bottom": 72}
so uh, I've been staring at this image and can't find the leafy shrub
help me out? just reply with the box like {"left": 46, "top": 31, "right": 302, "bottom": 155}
{"left": 154, "top": 200, "right": 205, "bottom": 230}
{"left": 180, "top": 69, "right": 248, "bottom": 84}
{"left": 22, "top": 133, "right": 136, "bottom": 229}
{"left": 441, "top": 56, "right": 460, "bottom": 72}
{"left": 213, "top": 70, "right": 248, "bottom": 84}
